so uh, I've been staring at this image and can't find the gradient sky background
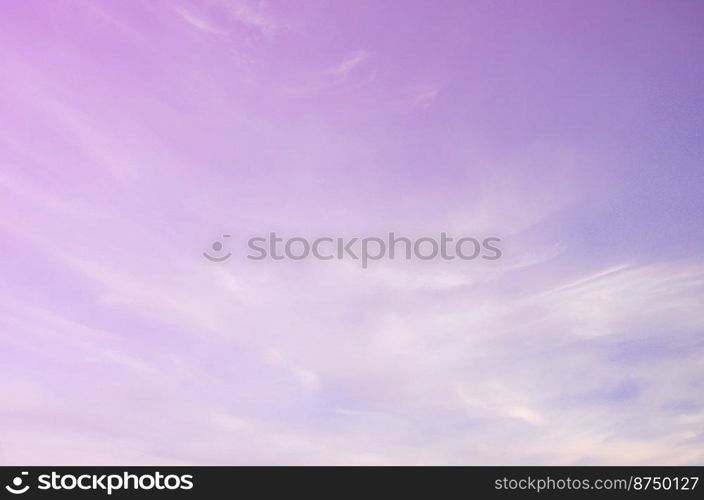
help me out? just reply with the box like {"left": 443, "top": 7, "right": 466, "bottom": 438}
{"left": 1, "top": 0, "right": 703, "bottom": 465}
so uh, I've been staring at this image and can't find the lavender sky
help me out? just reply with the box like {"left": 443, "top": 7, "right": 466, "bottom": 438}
{"left": 1, "top": 0, "right": 703, "bottom": 465}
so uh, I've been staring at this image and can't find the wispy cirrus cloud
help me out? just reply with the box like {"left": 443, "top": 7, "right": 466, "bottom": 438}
{"left": 174, "top": 6, "right": 228, "bottom": 36}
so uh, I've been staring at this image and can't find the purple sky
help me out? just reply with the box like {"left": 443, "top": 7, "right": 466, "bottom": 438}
{"left": 1, "top": 0, "right": 703, "bottom": 465}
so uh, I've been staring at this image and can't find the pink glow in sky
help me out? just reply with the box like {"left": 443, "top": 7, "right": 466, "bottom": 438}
{"left": 1, "top": 0, "right": 704, "bottom": 465}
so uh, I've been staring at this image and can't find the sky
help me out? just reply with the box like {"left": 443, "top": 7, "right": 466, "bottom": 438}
{"left": 1, "top": 0, "right": 703, "bottom": 465}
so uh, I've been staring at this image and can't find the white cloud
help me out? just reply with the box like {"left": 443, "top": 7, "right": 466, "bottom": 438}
{"left": 174, "top": 7, "right": 228, "bottom": 36}
{"left": 325, "top": 50, "right": 371, "bottom": 78}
